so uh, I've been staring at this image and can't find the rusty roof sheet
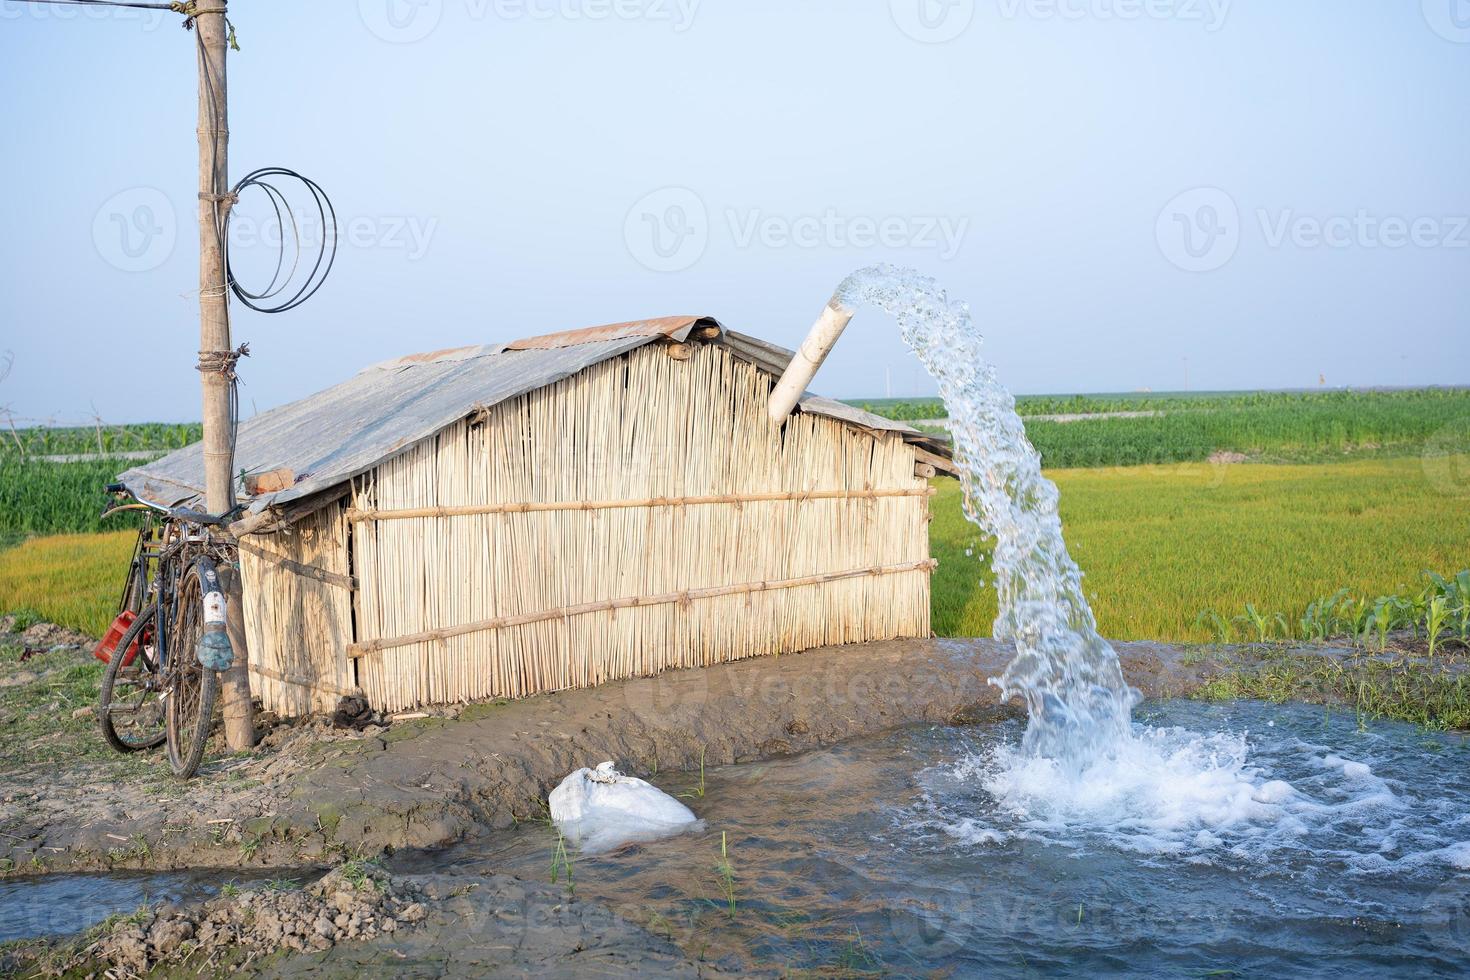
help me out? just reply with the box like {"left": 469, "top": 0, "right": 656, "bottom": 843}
{"left": 505, "top": 315, "right": 716, "bottom": 350}
{"left": 118, "top": 318, "right": 951, "bottom": 517}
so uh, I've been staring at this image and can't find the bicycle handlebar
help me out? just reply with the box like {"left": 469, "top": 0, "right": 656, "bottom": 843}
{"left": 102, "top": 482, "right": 240, "bottom": 526}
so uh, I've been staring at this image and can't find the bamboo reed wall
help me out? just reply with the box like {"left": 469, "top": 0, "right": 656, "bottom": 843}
{"left": 238, "top": 503, "right": 357, "bottom": 716}
{"left": 344, "top": 341, "right": 933, "bottom": 713}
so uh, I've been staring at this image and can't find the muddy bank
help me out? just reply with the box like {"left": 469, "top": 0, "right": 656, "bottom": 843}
{"left": 0, "top": 637, "right": 1220, "bottom": 877}
{"left": 5, "top": 864, "right": 718, "bottom": 979}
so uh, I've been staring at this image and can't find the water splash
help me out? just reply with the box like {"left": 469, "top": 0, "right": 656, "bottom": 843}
{"left": 834, "top": 265, "right": 1139, "bottom": 765}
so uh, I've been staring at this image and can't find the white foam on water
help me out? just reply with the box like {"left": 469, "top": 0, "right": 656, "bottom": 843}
{"left": 955, "top": 724, "right": 1309, "bottom": 857}
{"left": 904, "top": 715, "right": 1470, "bottom": 880}
{"left": 844, "top": 266, "right": 1470, "bottom": 877}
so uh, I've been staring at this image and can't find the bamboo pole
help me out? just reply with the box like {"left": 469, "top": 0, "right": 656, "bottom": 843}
{"left": 195, "top": 2, "right": 254, "bottom": 747}
{"left": 348, "top": 559, "right": 936, "bottom": 658}
{"left": 196, "top": 3, "right": 232, "bottom": 515}
{"left": 217, "top": 565, "right": 255, "bottom": 747}
{"left": 344, "top": 486, "right": 934, "bottom": 523}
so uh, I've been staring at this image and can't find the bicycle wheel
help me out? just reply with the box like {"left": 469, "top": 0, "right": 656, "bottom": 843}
{"left": 98, "top": 602, "right": 166, "bottom": 752}
{"left": 118, "top": 526, "right": 150, "bottom": 616}
{"left": 165, "top": 561, "right": 219, "bottom": 778}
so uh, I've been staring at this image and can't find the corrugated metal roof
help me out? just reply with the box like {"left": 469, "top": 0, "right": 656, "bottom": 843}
{"left": 119, "top": 318, "right": 951, "bottom": 517}
{"left": 506, "top": 315, "right": 713, "bottom": 350}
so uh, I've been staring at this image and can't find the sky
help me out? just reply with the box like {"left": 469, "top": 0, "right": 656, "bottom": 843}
{"left": 0, "top": 0, "right": 1467, "bottom": 425}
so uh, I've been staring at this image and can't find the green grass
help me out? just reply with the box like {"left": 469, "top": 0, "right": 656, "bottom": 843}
{"left": 1, "top": 457, "right": 1465, "bottom": 651}
{"left": 0, "top": 421, "right": 199, "bottom": 459}
{"left": 0, "top": 456, "right": 151, "bottom": 537}
{"left": 852, "top": 386, "right": 1470, "bottom": 419}
{"left": 930, "top": 456, "right": 1470, "bottom": 642}
{"left": 851, "top": 387, "right": 1470, "bottom": 468}
{"left": 0, "top": 643, "right": 163, "bottom": 769}
{"left": 0, "top": 532, "right": 134, "bottom": 636}
{"left": 1196, "top": 650, "right": 1470, "bottom": 731}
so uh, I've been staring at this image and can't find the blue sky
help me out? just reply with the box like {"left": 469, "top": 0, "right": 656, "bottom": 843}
{"left": 1, "top": 0, "right": 1467, "bottom": 424}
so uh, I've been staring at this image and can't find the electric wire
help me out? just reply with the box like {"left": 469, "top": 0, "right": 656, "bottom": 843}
{"left": 3, "top": 0, "right": 178, "bottom": 9}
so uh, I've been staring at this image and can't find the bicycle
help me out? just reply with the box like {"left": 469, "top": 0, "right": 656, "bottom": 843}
{"left": 97, "top": 485, "right": 239, "bottom": 778}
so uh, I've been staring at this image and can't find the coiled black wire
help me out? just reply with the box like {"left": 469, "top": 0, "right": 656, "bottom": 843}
{"left": 222, "top": 167, "right": 338, "bottom": 315}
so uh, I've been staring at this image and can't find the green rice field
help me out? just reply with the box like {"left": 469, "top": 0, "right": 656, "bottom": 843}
{"left": 0, "top": 391, "right": 1467, "bottom": 644}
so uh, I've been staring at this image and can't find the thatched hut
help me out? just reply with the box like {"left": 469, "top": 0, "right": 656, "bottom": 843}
{"left": 120, "top": 317, "right": 953, "bottom": 716}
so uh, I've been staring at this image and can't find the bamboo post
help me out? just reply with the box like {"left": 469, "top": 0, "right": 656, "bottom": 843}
{"left": 196, "top": 2, "right": 254, "bottom": 747}
{"left": 196, "top": 3, "right": 232, "bottom": 516}
{"left": 218, "top": 564, "right": 256, "bottom": 748}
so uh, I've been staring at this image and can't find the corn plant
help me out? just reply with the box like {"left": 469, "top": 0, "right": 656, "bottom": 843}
{"left": 1369, "top": 596, "right": 1411, "bottom": 651}
{"left": 1194, "top": 610, "right": 1234, "bottom": 643}
{"left": 1234, "top": 604, "right": 1273, "bottom": 645}
{"left": 1425, "top": 595, "right": 1450, "bottom": 660}
{"left": 1458, "top": 572, "right": 1470, "bottom": 644}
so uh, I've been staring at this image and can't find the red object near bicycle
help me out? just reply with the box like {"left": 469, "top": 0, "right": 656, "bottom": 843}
{"left": 93, "top": 611, "right": 142, "bottom": 667}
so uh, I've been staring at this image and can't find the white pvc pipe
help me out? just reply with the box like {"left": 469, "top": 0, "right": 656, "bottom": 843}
{"left": 767, "top": 296, "right": 856, "bottom": 425}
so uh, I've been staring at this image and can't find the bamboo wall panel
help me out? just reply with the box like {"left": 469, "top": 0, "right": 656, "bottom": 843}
{"left": 239, "top": 503, "right": 356, "bottom": 716}
{"left": 349, "top": 342, "right": 931, "bottom": 713}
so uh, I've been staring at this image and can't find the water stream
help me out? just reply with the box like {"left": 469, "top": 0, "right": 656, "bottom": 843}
{"left": 836, "top": 265, "right": 1137, "bottom": 765}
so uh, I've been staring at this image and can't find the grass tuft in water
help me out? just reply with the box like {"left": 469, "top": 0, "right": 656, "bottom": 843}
{"left": 679, "top": 746, "right": 707, "bottom": 800}
{"left": 549, "top": 827, "right": 574, "bottom": 899}
{"left": 714, "top": 831, "right": 736, "bottom": 918}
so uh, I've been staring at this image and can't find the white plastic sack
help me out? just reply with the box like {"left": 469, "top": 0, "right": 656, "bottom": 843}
{"left": 548, "top": 761, "right": 701, "bottom": 853}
